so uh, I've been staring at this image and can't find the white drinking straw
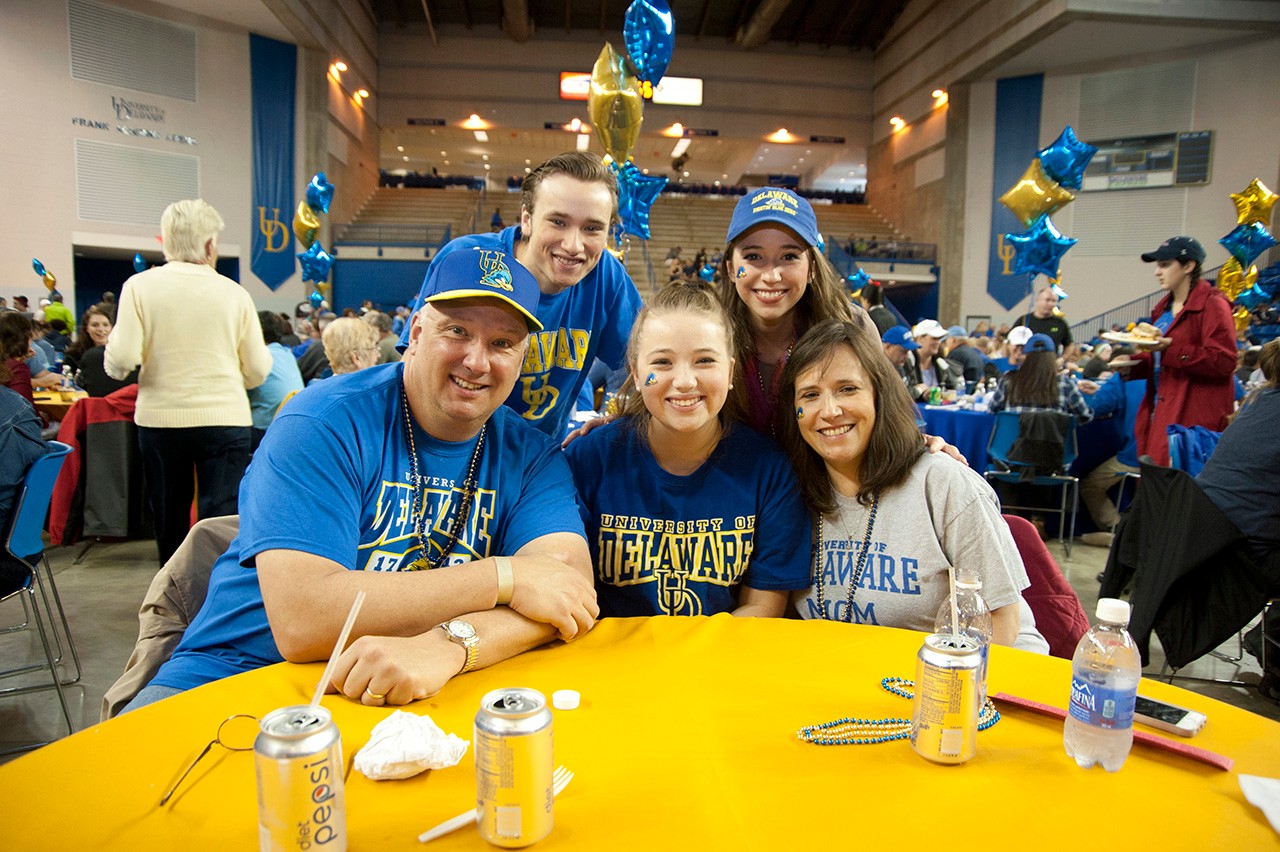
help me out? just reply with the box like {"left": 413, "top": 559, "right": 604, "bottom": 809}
{"left": 948, "top": 566, "right": 960, "bottom": 642}
{"left": 311, "top": 590, "right": 366, "bottom": 708}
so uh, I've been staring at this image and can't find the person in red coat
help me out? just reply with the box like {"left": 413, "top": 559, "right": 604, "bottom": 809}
{"left": 1126, "top": 236, "right": 1236, "bottom": 466}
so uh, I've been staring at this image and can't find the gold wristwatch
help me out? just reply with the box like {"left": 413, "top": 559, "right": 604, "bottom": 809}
{"left": 440, "top": 620, "right": 479, "bottom": 674}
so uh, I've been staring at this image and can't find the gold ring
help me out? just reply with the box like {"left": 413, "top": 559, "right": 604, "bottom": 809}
{"left": 365, "top": 688, "right": 386, "bottom": 700}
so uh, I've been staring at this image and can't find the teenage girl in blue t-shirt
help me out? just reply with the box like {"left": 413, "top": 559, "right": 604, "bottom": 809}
{"left": 564, "top": 283, "right": 811, "bottom": 617}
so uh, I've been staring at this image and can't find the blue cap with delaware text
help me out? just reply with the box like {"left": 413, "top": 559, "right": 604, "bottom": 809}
{"left": 726, "top": 187, "right": 823, "bottom": 249}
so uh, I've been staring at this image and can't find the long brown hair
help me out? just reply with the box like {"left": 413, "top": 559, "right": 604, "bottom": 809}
{"left": 617, "top": 282, "right": 740, "bottom": 437}
{"left": 778, "top": 319, "right": 925, "bottom": 514}
{"left": 1003, "top": 349, "right": 1058, "bottom": 407}
{"left": 716, "top": 232, "right": 867, "bottom": 415}
{"left": 65, "top": 305, "right": 113, "bottom": 362}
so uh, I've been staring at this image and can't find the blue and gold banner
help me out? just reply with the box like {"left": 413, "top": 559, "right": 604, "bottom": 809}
{"left": 250, "top": 34, "right": 296, "bottom": 289}
{"left": 987, "top": 74, "right": 1043, "bottom": 310}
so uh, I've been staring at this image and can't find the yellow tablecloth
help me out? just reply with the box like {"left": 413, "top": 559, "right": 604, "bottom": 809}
{"left": 3, "top": 617, "right": 1278, "bottom": 849}
{"left": 32, "top": 389, "right": 86, "bottom": 420}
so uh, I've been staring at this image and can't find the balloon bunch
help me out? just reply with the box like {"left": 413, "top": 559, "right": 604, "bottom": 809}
{"left": 31, "top": 258, "right": 58, "bottom": 297}
{"left": 845, "top": 269, "right": 872, "bottom": 298}
{"left": 1217, "top": 178, "right": 1278, "bottom": 331}
{"left": 295, "top": 172, "right": 336, "bottom": 309}
{"left": 1000, "top": 126, "right": 1097, "bottom": 296}
{"left": 589, "top": 0, "right": 675, "bottom": 250}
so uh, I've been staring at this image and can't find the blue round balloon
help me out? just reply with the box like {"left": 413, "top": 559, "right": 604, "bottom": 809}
{"left": 309, "top": 290, "right": 324, "bottom": 310}
{"left": 623, "top": 0, "right": 675, "bottom": 86}
{"left": 615, "top": 161, "right": 668, "bottom": 241}
{"left": 698, "top": 264, "right": 715, "bottom": 282}
{"left": 298, "top": 241, "right": 334, "bottom": 283}
{"left": 1219, "top": 222, "right": 1278, "bottom": 269}
{"left": 1004, "top": 215, "right": 1078, "bottom": 280}
{"left": 305, "top": 172, "right": 335, "bottom": 215}
{"left": 1037, "top": 126, "right": 1097, "bottom": 191}
{"left": 133, "top": 252, "right": 147, "bottom": 273}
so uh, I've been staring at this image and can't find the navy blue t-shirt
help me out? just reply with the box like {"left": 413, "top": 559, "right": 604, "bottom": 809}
{"left": 565, "top": 419, "right": 811, "bottom": 617}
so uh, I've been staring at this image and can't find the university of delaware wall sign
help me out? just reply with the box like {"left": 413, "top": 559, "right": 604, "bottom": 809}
{"left": 70, "top": 95, "right": 198, "bottom": 146}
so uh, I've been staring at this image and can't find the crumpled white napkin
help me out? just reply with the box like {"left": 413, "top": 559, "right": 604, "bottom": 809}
{"left": 354, "top": 710, "right": 469, "bottom": 781}
{"left": 1240, "top": 774, "right": 1280, "bottom": 835}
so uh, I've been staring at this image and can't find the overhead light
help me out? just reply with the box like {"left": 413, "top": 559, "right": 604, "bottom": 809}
{"left": 482, "top": 154, "right": 490, "bottom": 161}
{"left": 334, "top": 60, "right": 348, "bottom": 72}
{"left": 356, "top": 88, "right": 369, "bottom": 99}
{"left": 524, "top": 167, "right": 532, "bottom": 174}
{"left": 576, "top": 133, "right": 591, "bottom": 151}
{"left": 474, "top": 131, "right": 488, "bottom": 141}
{"left": 402, "top": 156, "right": 409, "bottom": 162}
{"left": 671, "top": 138, "right": 691, "bottom": 157}
{"left": 890, "top": 116, "right": 906, "bottom": 131}
{"left": 462, "top": 113, "right": 491, "bottom": 130}
{"left": 766, "top": 128, "right": 798, "bottom": 143}
{"left": 440, "top": 150, "right": 447, "bottom": 156}
{"left": 932, "top": 88, "right": 949, "bottom": 107}
{"left": 662, "top": 122, "right": 685, "bottom": 138}
{"left": 396, "top": 145, "right": 404, "bottom": 152}
{"left": 567, "top": 117, "right": 582, "bottom": 132}
{"left": 484, "top": 164, "right": 491, "bottom": 170}
{"left": 682, "top": 170, "right": 690, "bottom": 177}
{"left": 524, "top": 159, "right": 531, "bottom": 165}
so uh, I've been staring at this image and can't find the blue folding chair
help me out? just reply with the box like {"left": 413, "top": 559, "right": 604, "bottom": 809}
{"left": 984, "top": 411, "right": 1080, "bottom": 557}
{"left": 1, "top": 440, "right": 79, "bottom": 754}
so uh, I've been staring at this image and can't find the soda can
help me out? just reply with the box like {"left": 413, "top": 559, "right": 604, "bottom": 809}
{"left": 910, "top": 633, "right": 981, "bottom": 764}
{"left": 255, "top": 705, "right": 347, "bottom": 851}
{"left": 474, "top": 687, "right": 554, "bottom": 848}
{"left": 929, "top": 386, "right": 942, "bottom": 405}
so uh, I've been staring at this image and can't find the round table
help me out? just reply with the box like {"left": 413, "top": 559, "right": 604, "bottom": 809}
{"left": 3, "top": 617, "right": 1277, "bottom": 848}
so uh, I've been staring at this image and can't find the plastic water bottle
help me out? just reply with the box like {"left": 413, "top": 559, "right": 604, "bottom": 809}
{"left": 934, "top": 568, "right": 993, "bottom": 705}
{"left": 1064, "top": 598, "right": 1141, "bottom": 771}
{"left": 61, "top": 365, "right": 74, "bottom": 389}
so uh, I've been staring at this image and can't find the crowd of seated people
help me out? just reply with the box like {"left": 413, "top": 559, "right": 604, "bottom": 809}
{"left": 380, "top": 169, "right": 486, "bottom": 190}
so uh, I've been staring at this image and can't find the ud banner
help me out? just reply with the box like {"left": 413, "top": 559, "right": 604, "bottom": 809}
{"left": 250, "top": 34, "right": 296, "bottom": 290}
{"left": 987, "top": 74, "right": 1043, "bottom": 310}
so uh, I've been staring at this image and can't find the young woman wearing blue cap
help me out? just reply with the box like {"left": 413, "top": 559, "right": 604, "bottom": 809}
{"left": 716, "top": 188, "right": 872, "bottom": 437}
{"left": 988, "top": 333, "right": 1093, "bottom": 423}
{"left": 1123, "top": 236, "right": 1236, "bottom": 466}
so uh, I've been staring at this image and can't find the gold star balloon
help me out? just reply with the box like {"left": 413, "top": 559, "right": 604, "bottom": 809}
{"left": 588, "top": 42, "right": 644, "bottom": 164}
{"left": 1230, "top": 178, "right": 1278, "bottom": 226}
{"left": 1216, "top": 257, "right": 1258, "bottom": 301}
{"left": 999, "top": 159, "right": 1076, "bottom": 227}
{"left": 1233, "top": 306, "right": 1250, "bottom": 333}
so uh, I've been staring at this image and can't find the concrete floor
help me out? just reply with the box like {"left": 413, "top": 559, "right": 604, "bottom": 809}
{"left": 1, "top": 532, "right": 1277, "bottom": 761}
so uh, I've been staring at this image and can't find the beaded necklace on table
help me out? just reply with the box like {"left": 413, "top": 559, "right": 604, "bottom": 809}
{"left": 800, "top": 495, "right": 1000, "bottom": 745}
{"left": 400, "top": 385, "right": 486, "bottom": 572}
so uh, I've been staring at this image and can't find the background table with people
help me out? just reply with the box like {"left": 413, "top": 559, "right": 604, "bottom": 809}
{"left": 3, "top": 617, "right": 1276, "bottom": 849}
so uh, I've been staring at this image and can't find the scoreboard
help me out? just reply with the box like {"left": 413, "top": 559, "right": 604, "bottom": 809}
{"left": 1081, "top": 130, "right": 1213, "bottom": 191}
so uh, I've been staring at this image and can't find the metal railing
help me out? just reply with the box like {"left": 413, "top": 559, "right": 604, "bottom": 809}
{"left": 333, "top": 223, "right": 452, "bottom": 249}
{"left": 1069, "top": 263, "right": 1226, "bottom": 340}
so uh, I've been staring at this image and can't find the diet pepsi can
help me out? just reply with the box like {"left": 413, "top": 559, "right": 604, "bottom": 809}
{"left": 910, "top": 633, "right": 981, "bottom": 764}
{"left": 474, "top": 687, "right": 554, "bottom": 848}
{"left": 255, "top": 705, "right": 347, "bottom": 851}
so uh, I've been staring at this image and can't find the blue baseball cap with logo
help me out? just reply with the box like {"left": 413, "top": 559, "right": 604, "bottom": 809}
{"left": 1025, "top": 333, "right": 1057, "bottom": 354}
{"left": 881, "top": 326, "right": 920, "bottom": 350}
{"left": 415, "top": 247, "right": 542, "bottom": 332}
{"left": 726, "top": 187, "right": 823, "bottom": 249}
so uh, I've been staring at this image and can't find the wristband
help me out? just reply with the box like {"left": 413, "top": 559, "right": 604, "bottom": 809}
{"left": 494, "top": 556, "right": 514, "bottom": 606}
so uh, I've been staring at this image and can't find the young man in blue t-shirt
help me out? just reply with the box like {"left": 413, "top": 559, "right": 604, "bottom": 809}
{"left": 129, "top": 248, "right": 599, "bottom": 711}
{"left": 400, "top": 152, "right": 643, "bottom": 439}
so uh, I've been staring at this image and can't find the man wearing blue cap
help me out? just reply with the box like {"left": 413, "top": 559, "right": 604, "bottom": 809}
{"left": 400, "top": 152, "right": 642, "bottom": 439}
{"left": 881, "top": 325, "right": 919, "bottom": 382}
{"left": 126, "top": 248, "right": 599, "bottom": 711}
{"left": 942, "top": 325, "right": 989, "bottom": 388}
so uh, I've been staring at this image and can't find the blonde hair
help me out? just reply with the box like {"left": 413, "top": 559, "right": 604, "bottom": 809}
{"left": 618, "top": 283, "right": 739, "bottom": 434}
{"left": 323, "top": 317, "right": 380, "bottom": 374}
{"left": 161, "top": 199, "right": 225, "bottom": 263}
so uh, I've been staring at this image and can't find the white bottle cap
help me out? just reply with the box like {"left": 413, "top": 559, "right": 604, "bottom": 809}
{"left": 552, "top": 689, "right": 580, "bottom": 710}
{"left": 1096, "top": 598, "right": 1130, "bottom": 625}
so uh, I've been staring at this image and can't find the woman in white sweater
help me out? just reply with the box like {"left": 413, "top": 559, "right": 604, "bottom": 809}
{"left": 105, "top": 199, "right": 272, "bottom": 563}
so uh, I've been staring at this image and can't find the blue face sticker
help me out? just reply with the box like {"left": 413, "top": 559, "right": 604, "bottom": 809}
{"left": 736, "top": 266, "right": 746, "bottom": 279}
{"left": 645, "top": 373, "right": 657, "bottom": 387}
{"left": 796, "top": 407, "right": 804, "bottom": 420}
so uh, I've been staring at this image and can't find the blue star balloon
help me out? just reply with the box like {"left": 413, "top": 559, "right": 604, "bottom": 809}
{"left": 698, "top": 264, "right": 715, "bottom": 282}
{"left": 1037, "top": 126, "right": 1097, "bottom": 191}
{"left": 133, "top": 253, "right": 147, "bottom": 273}
{"left": 615, "top": 161, "right": 668, "bottom": 240}
{"left": 309, "top": 289, "right": 324, "bottom": 310}
{"left": 623, "top": 0, "right": 675, "bottom": 86}
{"left": 1235, "top": 284, "right": 1271, "bottom": 310}
{"left": 297, "top": 241, "right": 334, "bottom": 283}
{"left": 845, "top": 269, "right": 871, "bottom": 293}
{"left": 1219, "top": 222, "right": 1278, "bottom": 268}
{"left": 305, "top": 172, "right": 335, "bottom": 214}
{"left": 1004, "top": 215, "right": 1078, "bottom": 281}
{"left": 32, "top": 258, "right": 46, "bottom": 278}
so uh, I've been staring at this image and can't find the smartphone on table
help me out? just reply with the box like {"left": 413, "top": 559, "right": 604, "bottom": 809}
{"left": 1133, "top": 695, "right": 1206, "bottom": 737}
